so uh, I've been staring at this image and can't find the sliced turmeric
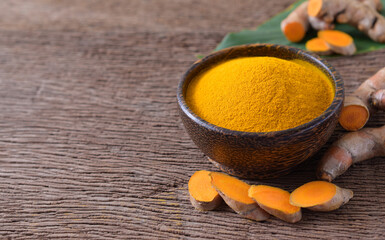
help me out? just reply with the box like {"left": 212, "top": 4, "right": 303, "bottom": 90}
{"left": 248, "top": 185, "right": 302, "bottom": 223}
{"left": 306, "top": 37, "right": 333, "bottom": 55}
{"left": 318, "top": 30, "right": 356, "bottom": 55}
{"left": 339, "top": 67, "right": 385, "bottom": 131}
{"left": 281, "top": 1, "right": 310, "bottom": 42}
{"left": 308, "top": 0, "right": 385, "bottom": 42}
{"left": 317, "top": 125, "right": 385, "bottom": 182}
{"left": 188, "top": 172, "right": 356, "bottom": 222}
{"left": 290, "top": 181, "right": 353, "bottom": 211}
{"left": 210, "top": 172, "right": 270, "bottom": 221}
{"left": 188, "top": 170, "right": 223, "bottom": 211}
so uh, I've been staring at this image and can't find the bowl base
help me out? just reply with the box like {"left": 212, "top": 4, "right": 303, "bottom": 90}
{"left": 207, "top": 157, "right": 293, "bottom": 179}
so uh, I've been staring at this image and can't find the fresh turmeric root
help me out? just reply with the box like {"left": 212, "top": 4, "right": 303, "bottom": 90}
{"left": 210, "top": 172, "right": 270, "bottom": 221}
{"left": 309, "top": 0, "right": 382, "bottom": 31}
{"left": 188, "top": 170, "right": 223, "bottom": 211}
{"left": 360, "top": 0, "right": 383, "bottom": 11}
{"left": 290, "top": 181, "right": 353, "bottom": 211}
{"left": 281, "top": 1, "right": 310, "bottom": 42}
{"left": 306, "top": 37, "right": 333, "bottom": 55}
{"left": 318, "top": 30, "right": 356, "bottom": 55}
{"left": 339, "top": 67, "right": 385, "bottom": 131}
{"left": 248, "top": 185, "right": 302, "bottom": 223}
{"left": 317, "top": 125, "right": 385, "bottom": 182}
{"left": 308, "top": 0, "right": 385, "bottom": 42}
{"left": 308, "top": 15, "right": 334, "bottom": 31}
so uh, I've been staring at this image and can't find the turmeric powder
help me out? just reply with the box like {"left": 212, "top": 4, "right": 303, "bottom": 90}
{"left": 186, "top": 57, "right": 334, "bottom": 132}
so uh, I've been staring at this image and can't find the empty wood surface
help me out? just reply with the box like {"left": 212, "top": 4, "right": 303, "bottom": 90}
{"left": 0, "top": 0, "right": 384, "bottom": 239}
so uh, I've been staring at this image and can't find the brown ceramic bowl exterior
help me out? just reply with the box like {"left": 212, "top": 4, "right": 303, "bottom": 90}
{"left": 177, "top": 44, "right": 344, "bottom": 179}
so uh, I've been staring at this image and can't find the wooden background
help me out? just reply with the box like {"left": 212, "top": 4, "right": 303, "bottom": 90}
{"left": 0, "top": 0, "right": 384, "bottom": 239}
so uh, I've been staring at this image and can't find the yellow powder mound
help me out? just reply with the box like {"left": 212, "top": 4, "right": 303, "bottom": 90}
{"left": 186, "top": 57, "right": 334, "bottom": 132}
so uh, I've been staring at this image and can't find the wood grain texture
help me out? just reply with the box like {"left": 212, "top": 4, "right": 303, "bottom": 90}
{"left": 0, "top": 0, "right": 384, "bottom": 239}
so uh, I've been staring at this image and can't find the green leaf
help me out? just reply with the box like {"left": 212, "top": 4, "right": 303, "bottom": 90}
{"left": 215, "top": 0, "right": 385, "bottom": 55}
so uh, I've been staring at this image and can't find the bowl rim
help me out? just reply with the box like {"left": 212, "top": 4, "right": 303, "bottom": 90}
{"left": 177, "top": 43, "right": 344, "bottom": 137}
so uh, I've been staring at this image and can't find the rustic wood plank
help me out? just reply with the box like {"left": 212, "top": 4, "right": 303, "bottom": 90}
{"left": 0, "top": 0, "right": 384, "bottom": 239}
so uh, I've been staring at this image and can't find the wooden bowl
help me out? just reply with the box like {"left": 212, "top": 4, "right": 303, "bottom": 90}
{"left": 177, "top": 44, "right": 344, "bottom": 179}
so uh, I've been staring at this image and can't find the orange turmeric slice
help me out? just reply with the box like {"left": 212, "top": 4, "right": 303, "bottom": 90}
{"left": 306, "top": 37, "right": 333, "bottom": 55}
{"left": 210, "top": 172, "right": 269, "bottom": 221}
{"left": 249, "top": 185, "right": 302, "bottom": 223}
{"left": 290, "top": 181, "right": 353, "bottom": 211}
{"left": 318, "top": 30, "right": 356, "bottom": 55}
{"left": 188, "top": 170, "right": 222, "bottom": 211}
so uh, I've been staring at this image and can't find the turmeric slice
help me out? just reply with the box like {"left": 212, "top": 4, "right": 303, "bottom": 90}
{"left": 248, "top": 185, "right": 302, "bottom": 223}
{"left": 210, "top": 172, "right": 270, "bottom": 221}
{"left": 281, "top": 2, "right": 310, "bottom": 42}
{"left": 339, "top": 67, "right": 385, "bottom": 131}
{"left": 306, "top": 37, "right": 333, "bottom": 55}
{"left": 290, "top": 181, "right": 353, "bottom": 211}
{"left": 308, "top": 0, "right": 385, "bottom": 43}
{"left": 188, "top": 170, "right": 222, "bottom": 211}
{"left": 318, "top": 30, "right": 356, "bottom": 55}
{"left": 317, "top": 125, "right": 385, "bottom": 182}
